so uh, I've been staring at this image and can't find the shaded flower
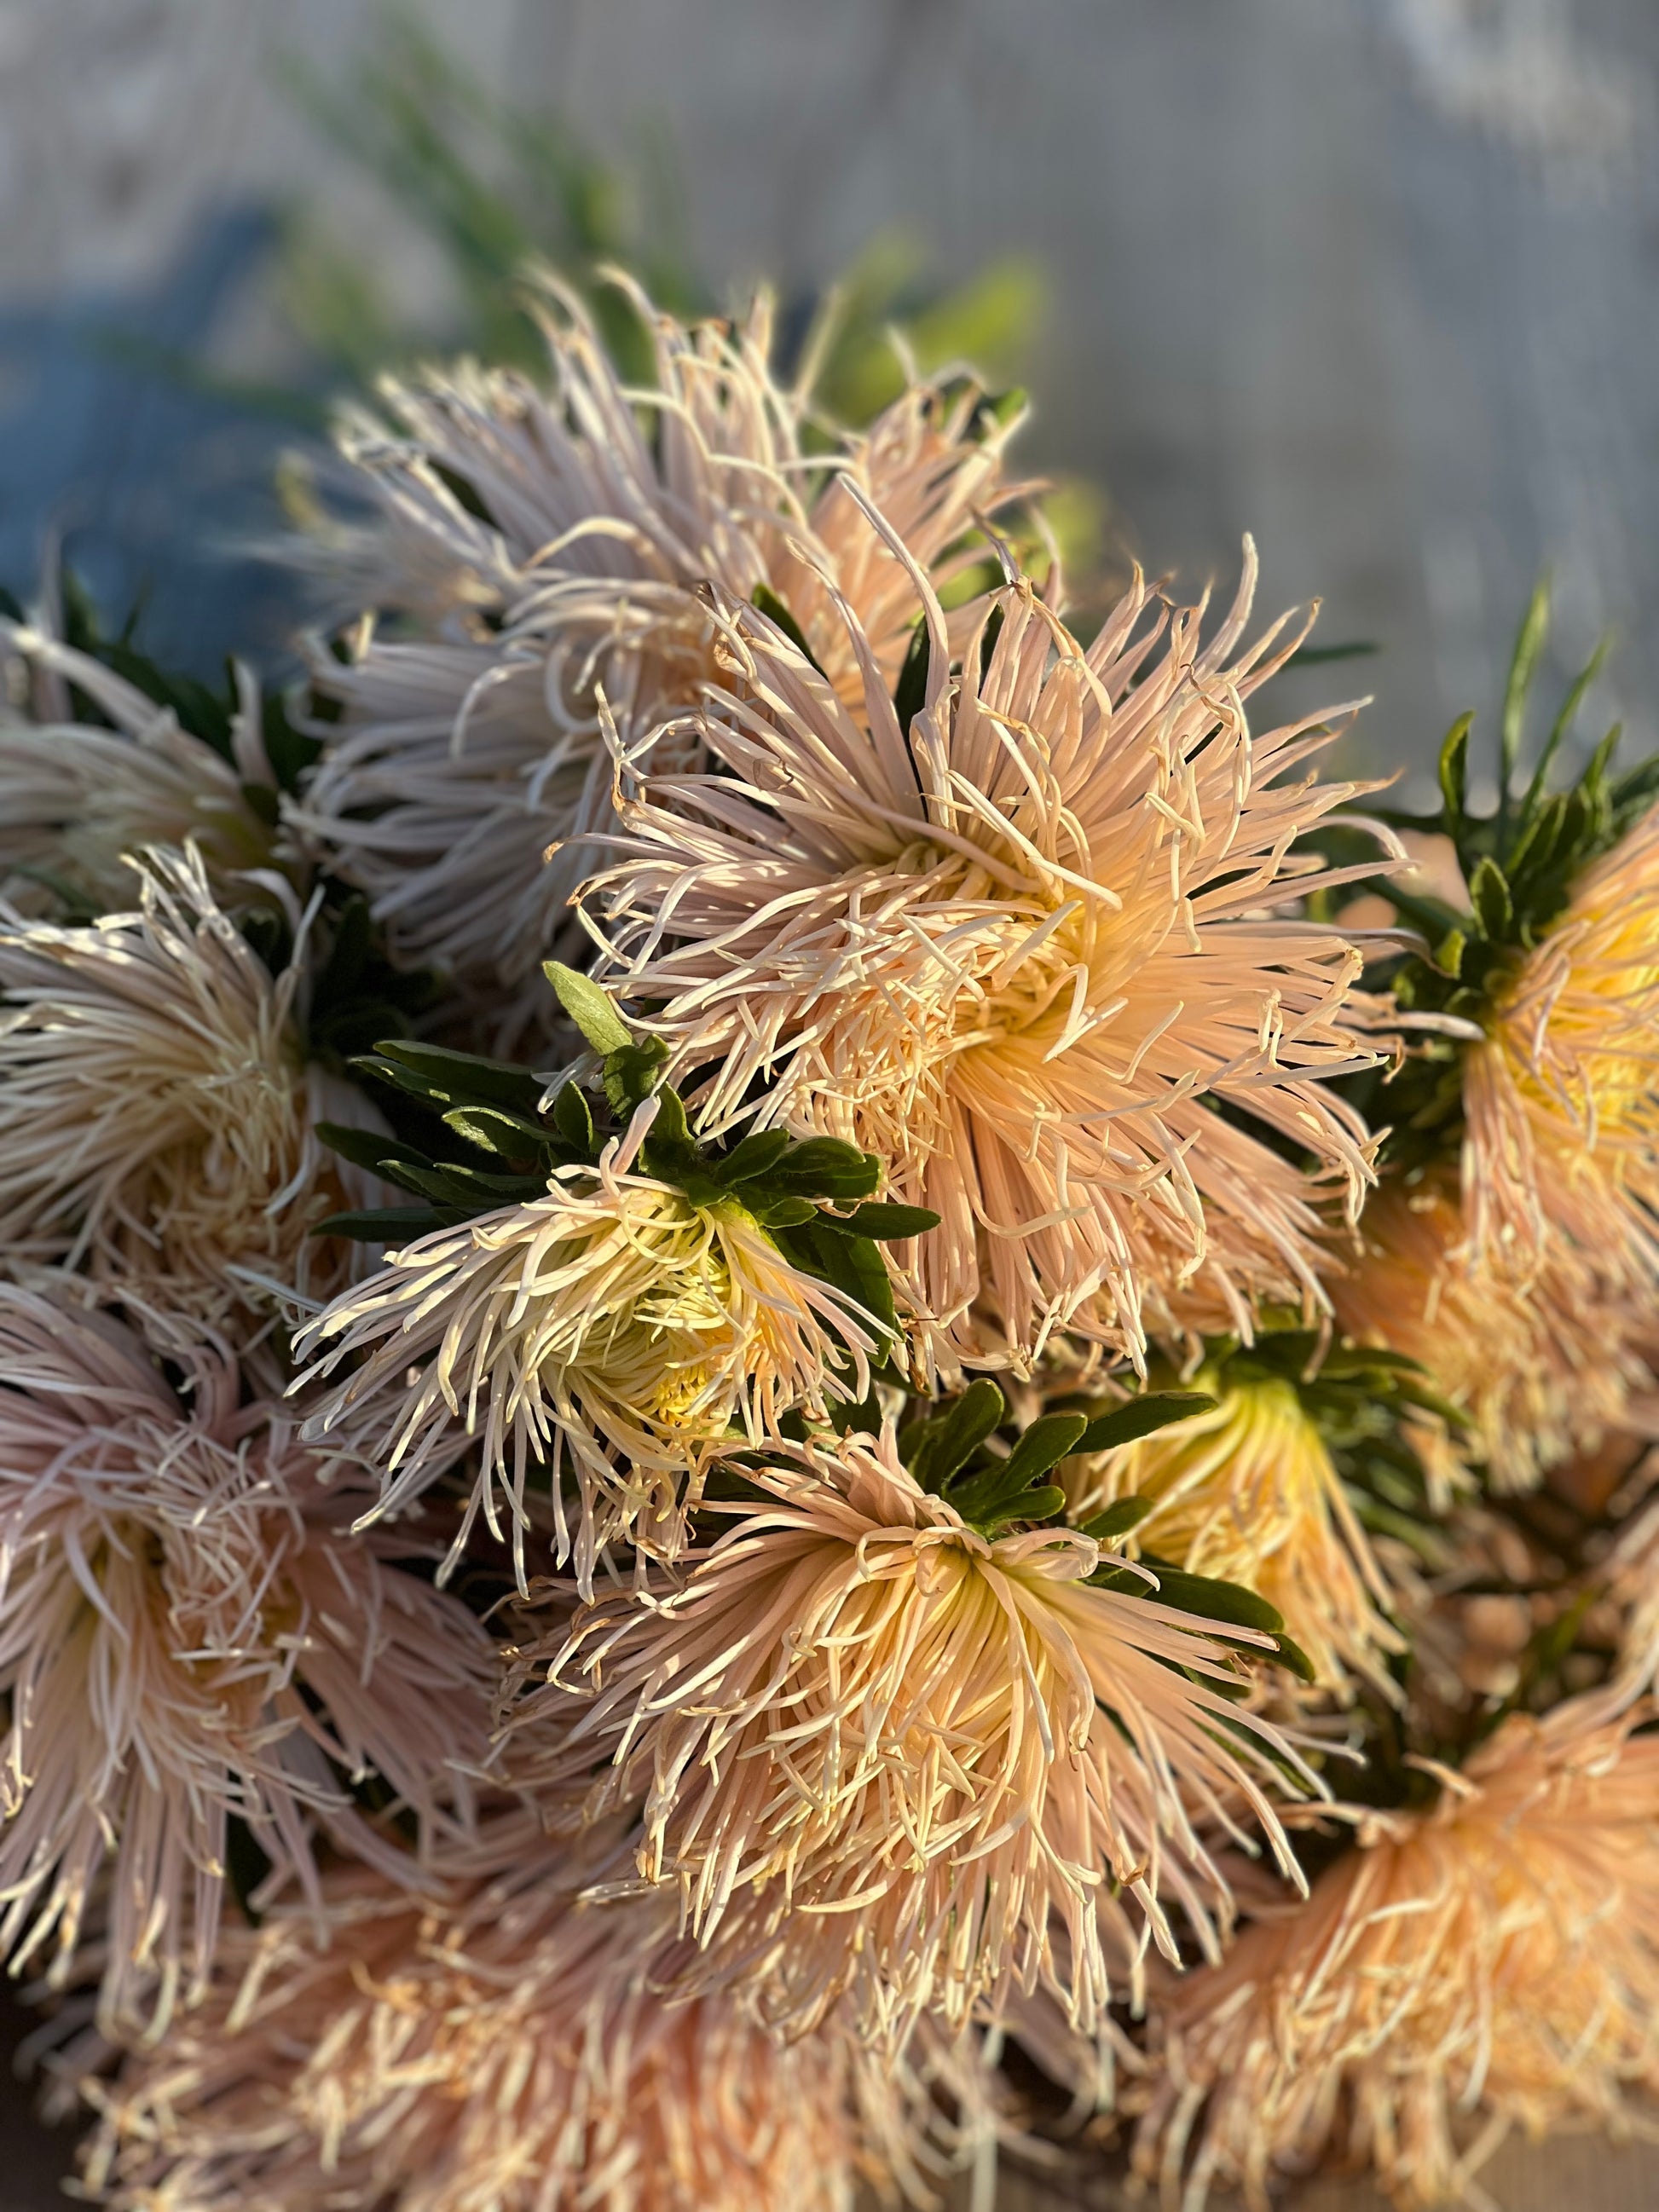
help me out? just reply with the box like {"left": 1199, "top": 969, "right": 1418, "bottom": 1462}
{"left": 585, "top": 544, "right": 1389, "bottom": 1369}
{"left": 0, "top": 617, "right": 280, "bottom": 916}
{"left": 294, "top": 1099, "right": 878, "bottom": 1591}
{"left": 0, "top": 1288, "right": 494, "bottom": 2024}
{"left": 1333, "top": 1170, "right": 1643, "bottom": 1491}
{"left": 78, "top": 1853, "right": 908, "bottom": 2212}
{"left": 512, "top": 1424, "right": 1315, "bottom": 2043}
{"left": 1461, "top": 799, "right": 1659, "bottom": 1326}
{"left": 1061, "top": 1372, "right": 1403, "bottom": 1697}
{"left": 292, "top": 278, "right": 1027, "bottom": 1035}
{"left": 0, "top": 846, "right": 363, "bottom": 1320}
{"left": 1128, "top": 1693, "right": 1659, "bottom": 2210}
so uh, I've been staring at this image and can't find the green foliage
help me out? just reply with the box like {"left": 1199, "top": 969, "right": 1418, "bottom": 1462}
{"left": 1343, "top": 586, "right": 1657, "bottom": 1168}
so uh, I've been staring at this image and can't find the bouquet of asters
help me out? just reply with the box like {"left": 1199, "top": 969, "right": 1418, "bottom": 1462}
{"left": 3, "top": 268, "right": 1658, "bottom": 2212}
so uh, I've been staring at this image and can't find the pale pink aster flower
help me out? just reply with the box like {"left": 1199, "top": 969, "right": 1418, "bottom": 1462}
{"left": 0, "top": 616, "right": 282, "bottom": 915}
{"left": 0, "top": 845, "right": 365, "bottom": 1320}
{"left": 293, "top": 1098, "right": 879, "bottom": 1591}
{"left": 584, "top": 543, "right": 1390, "bottom": 1369}
{"left": 1061, "top": 1372, "right": 1404, "bottom": 1697}
{"left": 0, "top": 1287, "right": 495, "bottom": 2025}
{"left": 515, "top": 1423, "right": 1316, "bottom": 2044}
{"left": 292, "top": 278, "right": 1029, "bottom": 1036}
{"left": 78, "top": 1857, "right": 910, "bottom": 2212}
{"left": 1128, "top": 1693, "right": 1659, "bottom": 2210}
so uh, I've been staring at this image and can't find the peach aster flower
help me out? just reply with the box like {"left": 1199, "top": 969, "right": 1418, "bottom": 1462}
{"left": 292, "top": 278, "right": 1027, "bottom": 1036}
{"left": 79, "top": 1854, "right": 908, "bottom": 2212}
{"left": 0, "top": 1288, "right": 494, "bottom": 2025}
{"left": 1129, "top": 1693, "right": 1659, "bottom": 2209}
{"left": 514, "top": 1423, "right": 1316, "bottom": 2043}
{"left": 1061, "top": 1370, "right": 1403, "bottom": 1697}
{"left": 585, "top": 541, "right": 1390, "bottom": 1369}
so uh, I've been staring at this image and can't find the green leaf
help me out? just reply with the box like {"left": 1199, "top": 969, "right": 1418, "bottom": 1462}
{"left": 1079, "top": 1495, "right": 1153, "bottom": 1542}
{"left": 311, "top": 1205, "right": 459, "bottom": 1242}
{"left": 1142, "top": 1561, "right": 1285, "bottom": 1635}
{"left": 1437, "top": 710, "right": 1472, "bottom": 831}
{"left": 1285, "top": 638, "right": 1379, "bottom": 668}
{"left": 903, "top": 1380, "right": 1008, "bottom": 1493}
{"left": 765, "top": 1138, "right": 882, "bottom": 1203}
{"left": 1467, "top": 854, "right": 1513, "bottom": 944}
{"left": 824, "top": 1201, "right": 939, "bottom": 1240}
{"left": 748, "top": 1194, "right": 819, "bottom": 1229}
{"left": 715, "top": 1128, "right": 793, "bottom": 1186}
{"left": 751, "top": 584, "right": 829, "bottom": 679}
{"left": 543, "top": 961, "right": 633, "bottom": 1055}
{"left": 1499, "top": 581, "right": 1550, "bottom": 841}
{"left": 1072, "top": 1392, "right": 1215, "bottom": 1457}
{"left": 551, "top": 1082, "right": 596, "bottom": 1155}
{"left": 367, "top": 1039, "right": 545, "bottom": 1116}
{"left": 893, "top": 617, "right": 929, "bottom": 739}
{"left": 996, "top": 1412, "right": 1090, "bottom": 1489}
{"left": 314, "top": 1121, "right": 428, "bottom": 1175}
{"left": 1270, "top": 1632, "right": 1318, "bottom": 1685}
{"left": 442, "top": 1105, "right": 562, "bottom": 1159}
{"left": 602, "top": 1037, "right": 670, "bottom": 1119}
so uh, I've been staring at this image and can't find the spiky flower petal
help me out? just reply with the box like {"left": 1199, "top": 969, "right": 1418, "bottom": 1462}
{"left": 585, "top": 544, "right": 1387, "bottom": 1368}
{"left": 1129, "top": 1694, "right": 1659, "bottom": 2210}
{"left": 0, "top": 621, "right": 279, "bottom": 917}
{"left": 79, "top": 1857, "right": 904, "bottom": 2212}
{"left": 512, "top": 1424, "right": 1315, "bottom": 2042}
{"left": 293, "top": 279, "right": 1026, "bottom": 1033}
{"left": 1061, "top": 1373, "right": 1403, "bottom": 1696}
{"left": 0, "top": 846, "right": 362, "bottom": 1320}
{"left": 0, "top": 1289, "right": 494, "bottom": 2025}
{"left": 294, "top": 1105, "right": 877, "bottom": 1590}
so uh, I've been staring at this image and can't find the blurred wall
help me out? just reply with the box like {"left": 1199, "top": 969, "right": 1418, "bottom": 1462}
{"left": 0, "top": 0, "right": 1656, "bottom": 786}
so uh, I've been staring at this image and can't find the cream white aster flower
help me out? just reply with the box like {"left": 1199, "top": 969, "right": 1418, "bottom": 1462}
{"left": 0, "top": 616, "right": 281, "bottom": 916}
{"left": 291, "top": 276, "right": 1031, "bottom": 1037}
{"left": 0, "top": 1287, "right": 495, "bottom": 2028}
{"left": 584, "top": 536, "right": 1390, "bottom": 1369}
{"left": 293, "top": 1099, "right": 880, "bottom": 1591}
{"left": 0, "top": 845, "right": 363, "bottom": 1320}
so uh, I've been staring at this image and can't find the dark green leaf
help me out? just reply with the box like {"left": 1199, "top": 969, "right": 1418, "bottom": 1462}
{"left": 1072, "top": 1392, "right": 1215, "bottom": 1457}
{"left": 1499, "top": 581, "right": 1550, "bottom": 840}
{"left": 1437, "top": 710, "right": 1471, "bottom": 830}
{"left": 315, "top": 1120, "right": 428, "bottom": 1175}
{"left": 903, "top": 1380, "right": 1008, "bottom": 1493}
{"left": 751, "top": 584, "right": 829, "bottom": 679}
{"left": 602, "top": 1037, "right": 670, "bottom": 1119}
{"left": 1079, "top": 1495, "right": 1153, "bottom": 1542}
{"left": 1142, "top": 1561, "right": 1284, "bottom": 1635}
{"left": 551, "top": 1081, "right": 596, "bottom": 1155}
{"left": 311, "top": 1205, "right": 459, "bottom": 1241}
{"left": 996, "top": 1412, "right": 1090, "bottom": 1488}
{"left": 715, "top": 1128, "right": 793, "bottom": 1186}
{"left": 1467, "top": 854, "right": 1513, "bottom": 943}
{"left": 367, "top": 1039, "right": 546, "bottom": 1116}
{"left": 442, "top": 1105, "right": 562, "bottom": 1159}
{"left": 824, "top": 1201, "right": 939, "bottom": 1240}
{"left": 893, "top": 617, "right": 929, "bottom": 739}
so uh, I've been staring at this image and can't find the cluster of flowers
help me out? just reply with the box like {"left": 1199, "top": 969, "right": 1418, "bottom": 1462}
{"left": 3, "top": 274, "right": 1658, "bottom": 2212}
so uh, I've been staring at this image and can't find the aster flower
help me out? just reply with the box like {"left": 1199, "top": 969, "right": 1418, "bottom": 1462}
{"left": 0, "top": 616, "right": 280, "bottom": 916}
{"left": 1061, "top": 1368, "right": 1403, "bottom": 1697}
{"left": 1333, "top": 1170, "right": 1644, "bottom": 1491}
{"left": 0, "top": 845, "right": 363, "bottom": 1320}
{"left": 1128, "top": 1692, "right": 1659, "bottom": 2210}
{"left": 0, "top": 1287, "right": 495, "bottom": 2024}
{"left": 292, "top": 277, "right": 1028, "bottom": 1035}
{"left": 513, "top": 1422, "right": 1316, "bottom": 2043}
{"left": 584, "top": 540, "right": 1390, "bottom": 1369}
{"left": 293, "top": 1093, "right": 881, "bottom": 1591}
{"left": 78, "top": 1854, "right": 908, "bottom": 2212}
{"left": 1462, "top": 799, "right": 1659, "bottom": 1300}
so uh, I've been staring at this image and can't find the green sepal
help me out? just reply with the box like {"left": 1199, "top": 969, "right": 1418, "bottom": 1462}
{"left": 761, "top": 1138, "right": 882, "bottom": 1204}
{"left": 603, "top": 1037, "right": 671, "bottom": 1120}
{"left": 714, "top": 1128, "right": 793, "bottom": 1187}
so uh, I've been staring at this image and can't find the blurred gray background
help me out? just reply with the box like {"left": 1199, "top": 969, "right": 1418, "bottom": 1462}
{"left": 3, "top": 2, "right": 1659, "bottom": 2206}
